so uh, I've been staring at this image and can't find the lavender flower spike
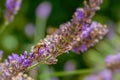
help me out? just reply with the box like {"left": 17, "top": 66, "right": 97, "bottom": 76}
{"left": 32, "top": 0, "right": 107, "bottom": 64}
{"left": 0, "top": 51, "right": 36, "bottom": 79}
{"left": 0, "top": 0, "right": 107, "bottom": 79}
{"left": 4, "top": 0, "right": 22, "bottom": 22}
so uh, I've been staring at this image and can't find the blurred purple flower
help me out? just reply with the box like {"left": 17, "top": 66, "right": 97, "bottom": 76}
{"left": 52, "top": 77, "right": 59, "bottom": 80}
{"left": 25, "top": 23, "right": 35, "bottom": 37}
{"left": 105, "top": 53, "right": 120, "bottom": 71}
{"left": 85, "top": 75, "right": 98, "bottom": 80}
{"left": 5, "top": 0, "right": 22, "bottom": 22}
{"left": 36, "top": 1, "right": 52, "bottom": 18}
{"left": 99, "top": 70, "right": 112, "bottom": 80}
{"left": 64, "top": 60, "right": 76, "bottom": 71}
{"left": 0, "top": 50, "right": 3, "bottom": 59}
{"left": 84, "top": 70, "right": 112, "bottom": 80}
{"left": 6, "top": 0, "right": 21, "bottom": 14}
{"left": 106, "top": 21, "right": 116, "bottom": 39}
{"left": 105, "top": 55, "right": 113, "bottom": 64}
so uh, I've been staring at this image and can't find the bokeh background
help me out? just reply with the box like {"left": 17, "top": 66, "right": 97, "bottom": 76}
{"left": 0, "top": 0, "right": 120, "bottom": 80}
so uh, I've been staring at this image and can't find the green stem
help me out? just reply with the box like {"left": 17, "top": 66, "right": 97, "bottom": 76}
{"left": 27, "top": 56, "right": 51, "bottom": 71}
{"left": 27, "top": 61, "right": 43, "bottom": 71}
{"left": 40, "top": 69, "right": 93, "bottom": 78}
{"left": 0, "top": 21, "right": 9, "bottom": 34}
